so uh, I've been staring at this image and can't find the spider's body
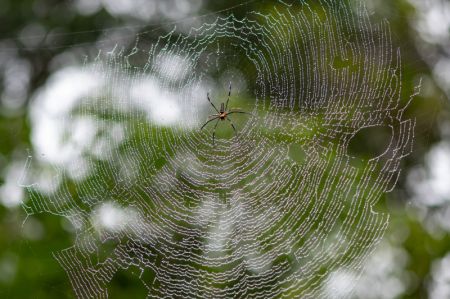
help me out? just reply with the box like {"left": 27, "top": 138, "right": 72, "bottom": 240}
{"left": 201, "top": 84, "right": 252, "bottom": 144}
{"left": 219, "top": 103, "right": 227, "bottom": 119}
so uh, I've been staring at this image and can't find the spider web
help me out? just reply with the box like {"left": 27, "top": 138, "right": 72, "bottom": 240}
{"left": 23, "top": 0, "right": 418, "bottom": 298}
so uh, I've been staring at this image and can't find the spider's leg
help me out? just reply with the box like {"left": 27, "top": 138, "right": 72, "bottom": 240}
{"left": 227, "top": 111, "right": 253, "bottom": 116}
{"left": 226, "top": 117, "right": 237, "bottom": 135}
{"left": 212, "top": 118, "right": 220, "bottom": 145}
{"left": 201, "top": 116, "right": 219, "bottom": 130}
{"left": 225, "top": 82, "right": 231, "bottom": 111}
{"left": 207, "top": 93, "right": 220, "bottom": 113}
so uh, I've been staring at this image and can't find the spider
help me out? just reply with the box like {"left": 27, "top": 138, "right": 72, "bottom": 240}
{"left": 200, "top": 83, "right": 252, "bottom": 144}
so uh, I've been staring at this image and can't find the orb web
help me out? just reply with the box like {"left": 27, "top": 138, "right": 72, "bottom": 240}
{"left": 23, "top": 0, "right": 419, "bottom": 298}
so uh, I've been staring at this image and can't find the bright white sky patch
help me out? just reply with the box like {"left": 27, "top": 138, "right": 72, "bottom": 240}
{"left": 408, "top": 141, "right": 450, "bottom": 206}
{"left": 434, "top": 58, "right": 450, "bottom": 92}
{"left": 324, "top": 270, "right": 356, "bottom": 299}
{"left": 1, "top": 56, "right": 31, "bottom": 111}
{"left": 131, "top": 78, "right": 182, "bottom": 126}
{"left": 74, "top": 0, "right": 202, "bottom": 21}
{"left": 92, "top": 202, "right": 144, "bottom": 235}
{"left": 0, "top": 182, "right": 23, "bottom": 208}
{"left": 324, "top": 242, "right": 410, "bottom": 299}
{"left": 28, "top": 57, "right": 198, "bottom": 192}
{"left": 29, "top": 65, "right": 131, "bottom": 185}
{"left": 150, "top": 95, "right": 181, "bottom": 125}
{"left": 407, "top": 0, "right": 450, "bottom": 96}
{"left": 429, "top": 253, "right": 450, "bottom": 299}
{"left": 30, "top": 67, "right": 103, "bottom": 166}
{"left": 0, "top": 162, "right": 25, "bottom": 208}
{"left": 410, "top": 0, "right": 450, "bottom": 44}
{"left": 93, "top": 202, "right": 128, "bottom": 232}
{"left": 157, "top": 55, "right": 189, "bottom": 81}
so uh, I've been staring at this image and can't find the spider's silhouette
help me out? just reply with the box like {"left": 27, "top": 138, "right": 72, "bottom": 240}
{"left": 200, "top": 83, "right": 252, "bottom": 144}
